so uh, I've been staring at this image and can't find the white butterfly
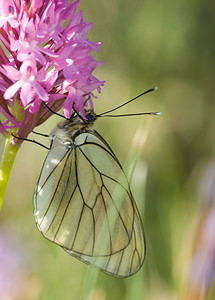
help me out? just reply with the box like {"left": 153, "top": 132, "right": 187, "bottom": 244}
{"left": 33, "top": 110, "right": 146, "bottom": 277}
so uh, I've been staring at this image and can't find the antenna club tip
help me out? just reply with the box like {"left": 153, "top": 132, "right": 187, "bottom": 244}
{"left": 153, "top": 86, "right": 159, "bottom": 91}
{"left": 155, "top": 112, "right": 162, "bottom": 115}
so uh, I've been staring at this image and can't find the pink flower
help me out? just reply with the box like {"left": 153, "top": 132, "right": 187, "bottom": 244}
{"left": 0, "top": 0, "right": 104, "bottom": 142}
{"left": 0, "top": 0, "right": 19, "bottom": 28}
{"left": 4, "top": 60, "right": 49, "bottom": 107}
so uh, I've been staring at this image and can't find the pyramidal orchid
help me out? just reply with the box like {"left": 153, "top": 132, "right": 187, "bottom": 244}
{"left": 0, "top": 0, "right": 104, "bottom": 208}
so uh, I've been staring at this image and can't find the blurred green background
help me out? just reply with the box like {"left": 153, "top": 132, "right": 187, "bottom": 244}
{"left": 1, "top": 0, "right": 215, "bottom": 299}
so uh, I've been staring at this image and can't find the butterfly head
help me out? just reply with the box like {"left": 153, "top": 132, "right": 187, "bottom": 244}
{"left": 67, "top": 109, "right": 96, "bottom": 125}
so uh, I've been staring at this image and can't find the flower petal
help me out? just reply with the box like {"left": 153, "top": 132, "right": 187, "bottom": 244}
{"left": 4, "top": 81, "right": 22, "bottom": 99}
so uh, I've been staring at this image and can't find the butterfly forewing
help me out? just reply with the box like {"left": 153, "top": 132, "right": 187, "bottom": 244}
{"left": 33, "top": 115, "right": 145, "bottom": 277}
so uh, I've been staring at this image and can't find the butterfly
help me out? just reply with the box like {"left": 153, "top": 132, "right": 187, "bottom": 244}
{"left": 33, "top": 88, "right": 158, "bottom": 277}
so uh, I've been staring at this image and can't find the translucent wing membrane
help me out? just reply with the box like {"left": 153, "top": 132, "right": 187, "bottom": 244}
{"left": 65, "top": 212, "right": 145, "bottom": 277}
{"left": 34, "top": 129, "right": 145, "bottom": 277}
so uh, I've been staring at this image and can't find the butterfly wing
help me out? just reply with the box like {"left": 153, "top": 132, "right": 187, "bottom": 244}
{"left": 33, "top": 130, "right": 145, "bottom": 277}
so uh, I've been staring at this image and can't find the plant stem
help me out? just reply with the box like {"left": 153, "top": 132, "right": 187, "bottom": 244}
{"left": 0, "top": 136, "right": 19, "bottom": 209}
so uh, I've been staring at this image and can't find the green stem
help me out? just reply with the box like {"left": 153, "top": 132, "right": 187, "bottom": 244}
{"left": 0, "top": 136, "right": 19, "bottom": 209}
{"left": 79, "top": 267, "right": 100, "bottom": 300}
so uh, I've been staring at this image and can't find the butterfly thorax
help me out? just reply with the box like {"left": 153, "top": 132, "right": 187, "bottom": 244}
{"left": 50, "top": 110, "right": 97, "bottom": 145}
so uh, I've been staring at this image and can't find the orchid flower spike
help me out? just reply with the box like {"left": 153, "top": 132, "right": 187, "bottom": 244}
{"left": 0, "top": 0, "right": 104, "bottom": 143}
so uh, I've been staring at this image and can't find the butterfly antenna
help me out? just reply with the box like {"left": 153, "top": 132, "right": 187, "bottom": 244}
{"left": 102, "top": 112, "right": 162, "bottom": 117}
{"left": 98, "top": 87, "right": 158, "bottom": 117}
